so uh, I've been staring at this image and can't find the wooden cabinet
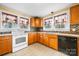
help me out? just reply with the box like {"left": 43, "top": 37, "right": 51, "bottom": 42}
{"left": 2, "top": 35, "right": 12, "bottom": 53}
{"left": 30, "top": 17, "right": 43, "bottom": 27}
{"left": 70, "top": 5, "right": 79, "bottom": 25}
{"left": 0, "top": 36, "right": 3, "bottom": 55}
{"left": 38, "top": 33, "right": 44, "bottom": 44}
{"left": 37, "top": 32, "right": 48, "bottom": 45}
{"left": 43, "top": 34, "right": 49, "bottom": 46}
{"left": 37, "top": 33, "right": 58, "bottom": 50}
{"left": 40, "top": 18, "right": 43, "bottom": 27}
{"left": 30, "top": 18, "right": 36, "bottom": 27}
{"left": 49, "top": 34, "right": 58, "bottom": 50}
{"left": 28, "top": 32, "right": 37, "bottom": 45}
{"left": 35, "top": 18, "right": 43, "bottom": 27}
{"left": 0, "top": 35, "right": 12, "bottom": 55}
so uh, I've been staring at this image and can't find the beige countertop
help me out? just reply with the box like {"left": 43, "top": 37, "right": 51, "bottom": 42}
{"left": 54, "top": 33, "right": 79, "bottom": 37}
{"left": 43, "top": 32, "right": 79, "bottom": 37}
{"left": 0, "top": 31, "right": 79, "bottom": 37}
{"left": 0, "top": 34, "right": 12, "bottom": 36}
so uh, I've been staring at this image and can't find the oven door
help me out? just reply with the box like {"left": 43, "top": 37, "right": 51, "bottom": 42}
{"left": 12, "top": 34, "right": 27, "bottom": 47}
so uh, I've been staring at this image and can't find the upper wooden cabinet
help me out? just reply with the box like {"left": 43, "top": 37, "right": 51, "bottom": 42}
{"left": 30, "top": 18, "right": 36, "bottom": 27}
{"left": 30, "top": 17, "right": 43, "bottom": 27}
{"left": 70, "top": 5, "right": 79, "bottom": 25}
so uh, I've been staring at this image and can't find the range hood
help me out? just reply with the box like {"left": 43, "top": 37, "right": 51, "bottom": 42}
{"left": 30, "top": 27, "right": 43, "bottom": 32}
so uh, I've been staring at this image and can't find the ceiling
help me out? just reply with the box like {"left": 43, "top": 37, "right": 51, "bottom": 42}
{"left": 0, "top": 3, "right": 73, "bottom": 17}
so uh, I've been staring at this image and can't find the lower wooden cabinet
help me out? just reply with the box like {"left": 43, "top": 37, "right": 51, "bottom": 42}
{"left": 0, "top": 41, "right": 3, "bottom": 55}
{"left": 48, "top": 34, "right": 58, "bottom": 50}
{"left": 28, "top": 32, "right": 37, "bottom": 45}
{"left": 28, "top": 32, "right": 58, "bottom": 51}
{"left": 0, "top": 35, "right": 12, "bottom": 55}
{"left": 28, "top": 32, "right": 34, "bottom": 45}
{"left": 43, "top": 34, "right": 49, "bottom": 46}
{"left": 37, "top": 33, "right": 58, "bottom": 50}
{"left": 38, "top": 33, "right": 44, "bottom": 44}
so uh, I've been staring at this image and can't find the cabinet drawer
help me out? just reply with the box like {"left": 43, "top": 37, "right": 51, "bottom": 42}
{"left": 48, "top": 34, "right": 57, "bottom": 37}
{"left": 2, "top": 35, "right": 12, "bottom": 40}
{"left": 49, "top": 37, "right": 57, "bottom": 39}
{"left": 50, "top": 39, "right": 57, "bottom": 42}
{"left": 50, "top": 42, "right": 57, "bottom": 45}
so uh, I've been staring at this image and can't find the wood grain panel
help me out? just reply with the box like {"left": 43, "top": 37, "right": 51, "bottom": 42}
{"left": 70, "top": 5, "right": 79, "bottom": 25}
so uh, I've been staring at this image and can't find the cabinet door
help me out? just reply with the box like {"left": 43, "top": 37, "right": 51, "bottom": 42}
{"left": 2, "top": 40, "right": 11, "bottom": 53}
{"left": 50, "top": 39, "right": 58, "bottom": 50}
{"left": 0, "top": 41, "right": 3, "bottom": 55}
{"left": 39, "top": 33, "right": 44, "bottom": 44}
{"left": 35, "top": 18, "right": 40, "bottom": 27}
{"left": 28, "top": 33, "right": 34, "bottom": 45}
{"left": 43, "top": 34, "right": 49, "bottom": 46}
{"left": 70, "top": 5, "right": 79, "bottom": 24}
{"left": 0, "top": 35, "right": 12, "bottom": 55}
{"left": 33, "top": 33, "right": 37, "bottom": 43}
{"left": 2, "top": 35, "right": 12, "bottom": 54}
{"left": 40, "top": 19, "right": 43, "bottom": 27}
{"left": 28, "top": 32, "right": 37, "bottom": 45}
{"left": 37, "top": 33, "right": 40, "bottom": 43}
{"left": 30, "top": 18, "right": 36, "bottom": 27}
{"left": 30, "top": 17, "right": 43, "bottom": 27}
{"left": 49, "top": 34, "right": 58, "bottom": 50}
{"left": 35, "top": 18, "right": 43, "bottom": 27}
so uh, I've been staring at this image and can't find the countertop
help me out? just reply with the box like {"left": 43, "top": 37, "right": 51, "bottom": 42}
{"left": 0, "top": 31, "right": 79, "bottom": 37}
{"left": 54, "top": 33, "right": 79, "bottom": 37}
{"left": 0, "top": 34, "right": 12, "bottom": 36}
{"left": 38, "top": 32, "right": 79, "bottom": 37}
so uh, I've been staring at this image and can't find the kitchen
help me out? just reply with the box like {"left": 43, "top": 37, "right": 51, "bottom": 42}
{"left": 0, "top": 3, "right": 79, "bottom": 56}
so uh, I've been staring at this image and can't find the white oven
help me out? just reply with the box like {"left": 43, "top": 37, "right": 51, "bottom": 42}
{"left": 12, "top": 30, "right": 28, "bottom": 52}
{"left": 13, "top": 34, "right": 27, "bottom": 47}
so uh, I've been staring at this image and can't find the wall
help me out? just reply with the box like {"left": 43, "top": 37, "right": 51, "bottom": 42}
{"left": 0, "top": 4, "right": 29, "bottom": 17}
{"left": 44, "top": 3, "right": 78, "bottom": 18}
{"left": 43, "top": 3, "right": 79, "bottom": 33}
{"left": 0, "top": 4, "right": 30, "bottom": 32}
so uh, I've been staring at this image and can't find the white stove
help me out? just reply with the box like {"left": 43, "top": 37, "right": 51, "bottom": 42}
{"left": 12, "top": 30, "right": 28, "bottom": 52}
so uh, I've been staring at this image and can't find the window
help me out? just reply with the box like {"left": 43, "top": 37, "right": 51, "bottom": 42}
{"left": 19, "top": 17, "right": 29, "bottom": 29}
{"left": 2, "top": 12, "right": 18, "bottom": 28}
{"left": 54, "top": 13, "right": 67, "bottom": 28}
{"left": 54, "top": 13, "right": 70, "bottom": 31}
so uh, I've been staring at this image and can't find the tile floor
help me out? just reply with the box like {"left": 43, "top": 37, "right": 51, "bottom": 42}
{"left": 5, "top": 43, "right": 68, "bottom": 56}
